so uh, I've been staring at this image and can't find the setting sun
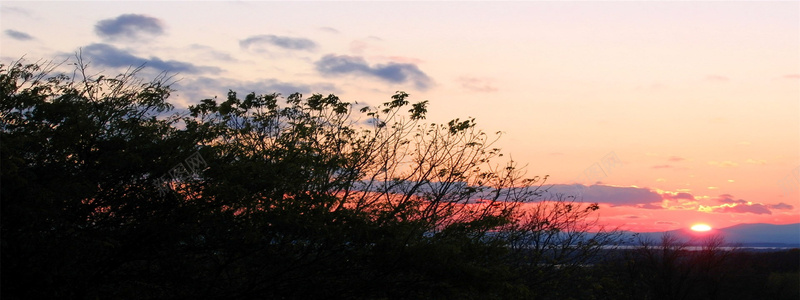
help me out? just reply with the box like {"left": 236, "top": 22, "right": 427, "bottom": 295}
{"left": 691, "top": 224, "right": 712, "bottom": 232}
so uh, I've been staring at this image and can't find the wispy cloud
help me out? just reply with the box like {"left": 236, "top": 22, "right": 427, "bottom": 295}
{"left": 240, "top": 35, "right": 317, "bottom": 52}
{"left": 4, "top": 29, "right": 33, "bottom": 41}
{"left": 668, "top": 156, "right": 685, "bottom": 162}
{"left": 655, "top": 221, "right": 679, "bottom": 225}
{"left": 347, "top": 37, "right": 388, "bottom": 55}
{"left": 82, "top": 43, "right": 219, "bottom": 74}
{"left": 745, "top": 158, "right": 766, "bottom": 165}
{"left": 712, "top": 203, "right": 771, "bottom": 215}
{"left": 708, "top": 160, "right": 738, "bottom": 167}
{"left": 457, "top": 76, "right": 498, "bottom": 93}
{"left": 349, "top": 40, "right": 373, "bottom": 54}
{"left": 319, "top": 27, "right": 339, "bottom": 34}
{"left": 545, "top": 184, "right": 662, "bottom": 207}
{"left": 95, "top": 14, "right": 164, "bottom": 41}
{"left": 189, "top": 44, "right": 236, "bottom": 62}
{"left": 315, "top": 54, "right": 432, "bottom": 90}
{"left": 637, "top": 203, "right": 664, "bottom": 209}
{"left": 717, "top": 195, "right": 746, "bottom": 204}
{"left": 1, "top": 6, "right": 32, "bottom": 17}
{"left": 663, "top": 192, "right": 695, "bottom": 200}
{"left": 783, "top": 74, "right": 800, "bottom": 79}
{"left": 769, "top": 202, "right": 794, "bottom": 210}
{"left": 696, "top": 194, "right": 779, "bottom": 215}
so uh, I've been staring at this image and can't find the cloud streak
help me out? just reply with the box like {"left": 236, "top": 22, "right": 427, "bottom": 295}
{"left": 696, "top": 194, "right": 784, "bottom": 215}
{"left": 189, "top": 44, "right": 236, "bottom": 62}
{"left": 315, "top": 54, "right": 432, "bottom": 90}
{"left": 319, "top": 27, "right": 339, "bottom": 34}
{"left": 713, "top": 203, "right": 771, "bottom": 215}
{"left": 769, "top": 202, "right": 794, "bottom": 210}
{"left": 4, "top": 29, "right": 33, "bottom": 41}
{"left": 82, "top": 43, "right": 219, "bottom": 74}
{"left": 708, "top": 160, "right": 738, "bottom": 167}
{"left": 95, "top": 14, "right": 164, "bottom": 41}
{"left": 545, "top": 184, "right": 662, "bottom": 207}
{"left": 1, "top": 6, "right": 32, "bottom": 17}
{"left": 457, "top": 77, "right": 498, "bottom": 93}
{"left": 240, "top": 35, "right": 317, "bottom": 52}
{"left": 663, "top": 192, "right": 695, "bottom": 200}
{"left": 655, "top": 221, "right": 678, "bottom": 225}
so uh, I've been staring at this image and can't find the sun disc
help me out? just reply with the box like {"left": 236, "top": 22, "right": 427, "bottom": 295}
{"left": 691, "top": 224, "right": 712, "bottom": 232}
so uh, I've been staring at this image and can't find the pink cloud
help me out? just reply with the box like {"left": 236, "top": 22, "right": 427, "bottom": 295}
{"left": 717, "top": 195, "right": 747, "bottom": 204}
{"left": 457, "top": 76, "right": 498, "bottom": 93}
{"left": 545, "top": 184, "right": 662, "bottom": 207}
{"left": 655, "top": 221, "right": 679, "bottom": 225}
{"left": 769, "top": 202, "right": 794, "bottom": 210}
{"left": 663, "top": 192, "right": 695, "bottom": 200}
{"left": 713, "top": 203, "right": 771, "bottom": 215}
{"left": 636, "top": 203, "right": 663, "bottom": 210}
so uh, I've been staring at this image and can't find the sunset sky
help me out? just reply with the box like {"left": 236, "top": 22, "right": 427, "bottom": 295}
{"left": 2, "top": 1, "right": 798, "bottom": 232}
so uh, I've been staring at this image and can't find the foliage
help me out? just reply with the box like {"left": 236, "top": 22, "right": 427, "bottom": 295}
{"left": 2, "top": 58, "right": 618, "bottom": 299}
{"left": 497, "top": 195, "right": 623, "bottom": 298}
{"left": 1, "top": 59, "right": 190, "bottom": 298}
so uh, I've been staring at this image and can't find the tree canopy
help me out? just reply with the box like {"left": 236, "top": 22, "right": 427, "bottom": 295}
{"left": 1, "top": 59, "right": 618, "bottom": 299}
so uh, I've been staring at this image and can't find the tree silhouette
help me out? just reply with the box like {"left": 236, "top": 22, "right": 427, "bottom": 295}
{"left": 621, "top": 233, "right": 738, "bottom": 300}
{"left": 2, "top": 58, "right": 619, "bottom": 299}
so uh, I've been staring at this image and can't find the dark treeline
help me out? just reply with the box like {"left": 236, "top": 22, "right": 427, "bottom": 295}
{"left": 1, "top": 60, "right": 797, "bottom": 299}
{"left": 567, "top": 236, "right": 800, "bottom": 300}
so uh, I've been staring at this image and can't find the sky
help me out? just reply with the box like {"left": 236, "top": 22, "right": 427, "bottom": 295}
{"left": 2, "top": 1, "right": 798, "bottom": 232}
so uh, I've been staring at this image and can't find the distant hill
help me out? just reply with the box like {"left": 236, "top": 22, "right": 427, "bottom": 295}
{"left": 715, "top": 223, "right": 800, "bottom": 246}
{"left": 622, "top": 223, "right": 800, "bottom": 247}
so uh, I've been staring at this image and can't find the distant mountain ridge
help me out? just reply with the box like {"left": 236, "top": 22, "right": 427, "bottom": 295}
{"left": 623, "top": 223, "right": 800, "bottom": 247}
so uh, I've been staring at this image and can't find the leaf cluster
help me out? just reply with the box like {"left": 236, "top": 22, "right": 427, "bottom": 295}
{"left": 1, "top": 59, "right": 617, "bottom": 299}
